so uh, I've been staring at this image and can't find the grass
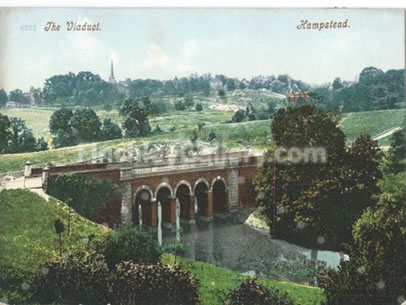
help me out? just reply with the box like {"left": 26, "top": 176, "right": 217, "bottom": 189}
{"left": 161, "top": 253, "right": 325, "bottom": 305}
{"left": 0, "top": 189, "right": 325, "bottom": 305}
{"left": 340, "top": 109, "right": 404, "bottom": 145}
{"left": 0, "top": 189, "right": 109, "bottom": 273}
{"left": 0, "top": 108, "right": 402, "bottom": 175}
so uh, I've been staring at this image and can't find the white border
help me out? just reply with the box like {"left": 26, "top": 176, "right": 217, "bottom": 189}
{"left": 0, "top": 0, "right": 404, "bottom": 8}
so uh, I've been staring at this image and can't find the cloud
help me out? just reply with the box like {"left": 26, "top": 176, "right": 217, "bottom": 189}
{"left": 143, "top": 43, "right": 170, "bottom": 69}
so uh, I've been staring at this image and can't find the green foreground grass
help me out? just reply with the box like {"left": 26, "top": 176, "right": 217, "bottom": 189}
{"left": 0, "top": 189, "right": 324, "bottom": 305}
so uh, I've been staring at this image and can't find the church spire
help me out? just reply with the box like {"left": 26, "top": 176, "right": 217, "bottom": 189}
{"left": 109, "top": 59, "right": 116, "bottom": 84}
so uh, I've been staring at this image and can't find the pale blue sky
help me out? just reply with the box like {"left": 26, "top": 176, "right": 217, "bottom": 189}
{"left": 0, "top": 8, "right": 404, "bottom": 91}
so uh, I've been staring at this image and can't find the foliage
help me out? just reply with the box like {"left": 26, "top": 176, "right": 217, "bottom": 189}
{"left": 42, "top": 71, "right": 123, "bottom": 106}
{"left": 254, "top": 105, "right": 382, "bottom": 250}
{"left": 161, "top": 254, "right": 325, "bottom": 305}
{"left": 318, "top": 198, "right": 406, "bottom": 305}
{"left": 195, "top": 103, "right": 203, "bottom": 112}
{"left": 175, "top": 99, "right": 187, "bottom": 110}
{"left": 150, "top": 99, "right": 169, "bottom": 115}
{"left": 96, "top": 224, "right": 161, "bottom": 270}
{"left": 225, "top": 278, "right": 294, "bottom": 305}
{"left": 0, "top": 88, "right": 7, "bottom": 107}
{"left": 110, "top": 261, "right": 200, "bottom": 305}
{"left": 49, "top": 108, "right": 73, "bottom": 134}
{"left": 120, "top": 97, "right": 152, "bottom": 137}
{"left": 47, "top": 174, "right": 118, "bottom": 221}
{"left": 381, "top": 127, "right": 406, "bottom": 174}
{"left": 70, "top": 108, "right": 102, "bottom": 141}
{"left": 0, "top": 114, "right": 47, "bottom": 154}
{"left": 100, "top": 118, "right": 122, "bottom": 140}
{"left": 9, "top": 89, "right": 30, "bottom": 105}
{"left": 33, "top": 252, "right": 111, "bottom": 305}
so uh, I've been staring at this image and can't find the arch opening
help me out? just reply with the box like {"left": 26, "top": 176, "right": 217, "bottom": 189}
{"left": 156, "top": 186, "right": 173, "bottom": 224}
{"left": 212, "top": 179, "right": 228, "bottom": 214}
{"left": 195, "top": 181, "right": 209, "bottom": 216}
{"left": 133, "top": 189, "right": 152, "bottom": 225}
{"left": 175, "top": 183, "right": 192, "bottom": 221}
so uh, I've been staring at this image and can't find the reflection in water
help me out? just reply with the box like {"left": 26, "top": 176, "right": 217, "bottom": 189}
{"left": 162, "top": 218, "right": 340, "bottom": 286}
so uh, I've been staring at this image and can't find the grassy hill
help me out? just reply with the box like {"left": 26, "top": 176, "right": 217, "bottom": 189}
{"left": 0, "top": 108, "right": 402, "bottom": 176}
{"left": 0, "top": 189, "right": 325, "bottom": 305}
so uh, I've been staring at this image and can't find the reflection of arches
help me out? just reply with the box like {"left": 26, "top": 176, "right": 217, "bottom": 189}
{"left": 212, "top": 179, "right": 228, "bottom": 214}
{"left": 156, "top": 185, "right": 173, "bottom": 224}
{"left": 175, "top": 181, "right": 192, "bottom": 221}
{"left": 133, "top": 185, "right": 153, "bottom": 225}
{"left": 194, "top": 180, "right": 209, "bottom": 216}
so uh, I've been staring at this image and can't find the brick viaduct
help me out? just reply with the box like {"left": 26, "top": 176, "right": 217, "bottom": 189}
{"left": 28, "top": 151, "right": 261, "bottom": 229}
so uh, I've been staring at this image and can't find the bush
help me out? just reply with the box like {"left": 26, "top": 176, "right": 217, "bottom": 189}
{"left": 225, "top": 278, "right": 294, "bottom": 305}
{"left": 110, "top": 261, "right": 200, "bottom": 305}
{"left": 100, "top": 118, "right": 122, "bottom": 140}
{"left": 34, "top": 252, "right": 110, "bottom": 305}
{"left": 96, "top": 224, "right": 162, "bottom": 270}
{"left": 195, "top": 103, "right": 203, "bottom": 112}
{"left": 47, "top": 174, "right": 118, "bottom": 221}
{"left": 318, "top": 198, "right": 406, "bottom": 305}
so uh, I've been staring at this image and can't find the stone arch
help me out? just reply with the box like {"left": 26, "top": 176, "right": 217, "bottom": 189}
{"left": 133, "top": 185, "right": 154, "bottom": 226}
{"left": 210, "top": 176, "right": 228, "bottom": 192}
{"left": 193, "top": 178, "right": 210, "bottom": 194}
{"left": 134, "top": 185, "right": 154, "bottom": 202}
{"left": 155, "top": 183, "right": 174, "bottom": 225}
{"left": 194, "top": 178, "right": 210, "bottom": 217}
{"left": 174, "top": 180, "right": 193, "bottom": 195}
{"left": 174, "top": 180, "right": 194, "bottom": 222}
{"left": 211, "top": 177, "right": 228, "bottom": 214}
{"left": 154, "top": 182, "right": 174, "bottom": 199}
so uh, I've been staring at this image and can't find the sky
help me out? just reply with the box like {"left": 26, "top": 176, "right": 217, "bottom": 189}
{"left": 0, "top": 8, "right": 404, "bottom": 91}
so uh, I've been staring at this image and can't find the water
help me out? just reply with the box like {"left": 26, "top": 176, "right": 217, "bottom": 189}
{"left": 162, "top": 218, "right": 341, "bottom": 285}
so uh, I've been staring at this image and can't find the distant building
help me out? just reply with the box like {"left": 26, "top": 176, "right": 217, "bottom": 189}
{"left": 6, "top": 101, "right": 17, "bottom": 108}
{"left": 109, "top": 59, "right": 116, "bottom": 84}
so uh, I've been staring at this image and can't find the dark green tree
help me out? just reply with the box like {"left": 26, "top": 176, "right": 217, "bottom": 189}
{"left": 195, "top": 103, "right": 203, "bottom": 112}
{"left": 96, "top": 224, "right": 161, "bottom": 270}
{"left": 70, "top": 108, "right": 102, "bottom": 142}
{"left": 120, "top": 97, "right": 152, "bottom": 137}
{"left": 174, "top": 100, "right": 186, "bottom": 111}
{"left": 0, "top": 89, "right": 7, "bottom": 108}
{"left": 0, "top": 113, "right": 11, "bottom": 153}
{"left": 100, "top": 118, "right": 122, "bottom": 141}
{"left": 49, "top": 108, "right": 73, "bottom": 134}
{"left": 318, "top": 198, "right": 406, "bottom": 305}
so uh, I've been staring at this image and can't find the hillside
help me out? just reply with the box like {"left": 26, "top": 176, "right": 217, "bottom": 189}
{"left": 0, "top": 189, "right": 325, "bottom": 305}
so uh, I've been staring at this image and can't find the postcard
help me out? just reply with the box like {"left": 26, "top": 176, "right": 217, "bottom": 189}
{"left": 0, "top": 7, "right": 405, "bottom": 305}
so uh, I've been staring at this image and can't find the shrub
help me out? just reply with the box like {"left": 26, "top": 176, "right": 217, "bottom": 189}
{"left": 225, "top": 278, "right": 294, "bottom": 305}
{"left": 96, "top": 224, "right": 162, "bottom": 270}
{"left": 33, "top": 252, "right": 111, "bottom": 305}
{"left": 47, "top": 174, "right": 118, "bottom": 221}
{"left": 110, "top": 261, "right": 200, "bottom": 305}
{"left": 195, "top": 103, "right": 203, "bottom": 112}
{"left": 318, "top": 198, "right": 406, "bottom": 305}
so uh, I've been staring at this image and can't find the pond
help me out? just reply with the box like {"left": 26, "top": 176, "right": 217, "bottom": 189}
{"left": 162, "top": 218, "right": 341, "bottom": 286}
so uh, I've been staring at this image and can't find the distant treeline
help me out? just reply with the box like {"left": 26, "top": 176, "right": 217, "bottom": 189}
{"left": 0, "top": 66, "right": 403, "bottom": 112}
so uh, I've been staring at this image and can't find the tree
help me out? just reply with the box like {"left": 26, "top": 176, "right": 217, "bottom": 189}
{"left": 70, "top": 108, "right": 102, "bottom": 142}
{"left": 382, "top": 127, "right": 406, "bottom": 174}
{"left": 218, "top": 89, "right": 226, "bottom": 98}
{"left": 49, "top": 108, "right": 73, "bottom": 134}
{"left": 96, "top": 224, "right": 161, "bottom": 270}
{"left": 47, "top": 174, "right": 117, "bottom": 221}
{"left": 195, "top": 103, "right": 203, "bottom": 112}
{"left": 254, "top": 105, "right": 381, "bottom": 250}
{"left": 100, "top": 118, "right": 122, "bottom": 141}
{"left": 0, "top": 89, "right": 7, "bottom": 108}
{"left": 332, "top": 77, "right": 344, "bottom": 90}
{"left": 9, "top": 89, "right": 29, "bottom": 105}
{"left": 174, "top": 100, "right": 186, "bottom": 111}
{"left": 120, "top": 97, "right": 152, "bottom": 137}
{"left": 8, "top": 118, "right": 37, "bottom": 153}
{"left": 0, "top": 114, "right": 11, "bottom": 153}
{"left": 318, "top": 198, "right": 406, "bottom": 305}
{"left": 232, "top": 109, "right": 246, "bottom": 123}
{"left": 184, "top": 95, "right": 194, "bottom": 110}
